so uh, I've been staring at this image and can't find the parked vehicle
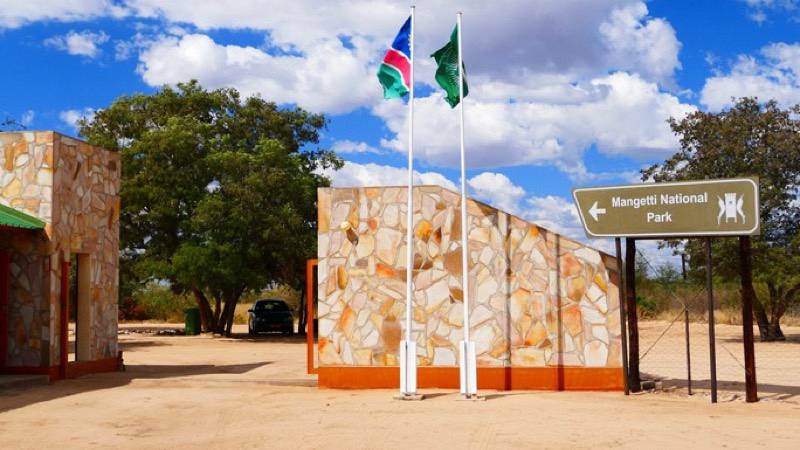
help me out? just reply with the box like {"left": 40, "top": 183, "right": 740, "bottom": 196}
{"left": 248, "top": 299, "right": 293, "bottom": 335}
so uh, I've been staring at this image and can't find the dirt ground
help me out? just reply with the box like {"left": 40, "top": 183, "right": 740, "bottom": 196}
{"left": 1, "top": 323, "right": 799, "bottom": 449}
{"left": 638, "top": 320, "right": 800, "bottom": 399}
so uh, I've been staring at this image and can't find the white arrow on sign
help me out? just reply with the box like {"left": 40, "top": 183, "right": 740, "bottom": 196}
{"left": 589, "top": 201, "right": 606, "bottom": 221}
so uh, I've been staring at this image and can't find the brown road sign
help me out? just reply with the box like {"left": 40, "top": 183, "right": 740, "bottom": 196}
{"left": 573, "top": 178, "right": 760, "bottom": 238}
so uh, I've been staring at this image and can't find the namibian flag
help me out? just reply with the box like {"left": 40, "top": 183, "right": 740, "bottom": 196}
{"left": 377, "top": 17, "right": 412, "bottom": 99}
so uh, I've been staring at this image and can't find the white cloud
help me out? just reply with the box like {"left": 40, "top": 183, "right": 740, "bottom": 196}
{"left": 59, "top": 108, "right": 96, "bottom": 131}
{"left": 0, "top": 0, "right": 127, "bottom": 29}
{"left": 523, "top": 195, "right": 584, "bottom": 240}
{"left": 44, "top": 30, "right": 110, "bottom": 58}
{"left": 599, "top": 3, "right": 681, "bottom": 85}
{"left": 467, "top": 172, "right": 526, "bottom": 214}
{"left": 5, "top": 0, "right": 691, "bottom": 179}
{"left": 377, "top": 72, "right": 695, "bottom": 175}
{"left": 320, "top": 161, "right": 457, "bottom": 191}
{"left": 124, "top": 0, "right": 680, "bottom": 83}
{"left": 122, "top": 1, "right": 683, "bottom": 117}
{"left": 20, "top": 110, "right": 35, "bottom": 127}
{"left": 331, "top": 140, "right": 380, "bottom": 154}
{"left": 137, "top": 33, "right": 378, "bottom": 114}
{"left": 701, "top": 42, "right": 800, "bottom": 110}
{"left": 741, "top": 0, "right": 798, "bottom": 23}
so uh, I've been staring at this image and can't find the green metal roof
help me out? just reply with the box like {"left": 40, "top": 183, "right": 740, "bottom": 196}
{"left": 0, "top": 203, "right": 45, "bottom": 230}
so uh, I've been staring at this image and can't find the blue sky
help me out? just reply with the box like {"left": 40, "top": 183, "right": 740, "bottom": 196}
{"left": 2, "top": 0, "right": 798, "bottom": 261}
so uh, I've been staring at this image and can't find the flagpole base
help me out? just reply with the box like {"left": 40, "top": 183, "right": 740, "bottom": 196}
{"left": 399, "top": 340, "right": 418, "bottom": 396}
{"left": 458, "top": 340, "right": 477, "bottom": 396}
{"left": 393, "top": 393, "right": 425, "bottom": 401}
{"left": 457, "top": 394, "right": 485, "bottom": 401}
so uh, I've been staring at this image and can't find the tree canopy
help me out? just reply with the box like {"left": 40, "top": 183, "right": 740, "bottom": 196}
{"left": 644, "top": 98, "right": 800, "bottom": 340}
{"left": 79, "top": 81, "right": 341, "bottom": 334}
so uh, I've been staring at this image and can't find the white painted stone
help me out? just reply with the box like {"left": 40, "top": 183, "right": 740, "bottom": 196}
{"left": 476, "top": 277, "right": 498, "bottom": 304}
{"left": 363, "top": 328, "right": 379, "bottom": 347}
{"left": 584, "top": 340, "right": 608, "bottom": 367}
{"left": 586, "top": 284, "right": 604, "bottom": 303}
{"left": 433, "top": 347, "right": 456, "bottom": 366}
{"left": 473, "top": 323, "right": 495, "bottom": 355}
{"left": 574, "top": 247, "right": 601, "bottom": 265}
{"left": 341, "top": 341, "right": 353, "bottom": 364}
{"left": 356, "top": 308, "right": 370, "bottom": 327}
{"left": 581, "top": 300, "right": 606, "bottom": 325}
{"left": 375, "top": 228, "right": 402, "bottom": 264}
{"left": 479, "top": 247, "right": 493, "bottom": 266}
{"left": 319, "top": 318, "right": 336, "bottom": 337}
{"left": 470, "top": 305, "right": 493, "bottom": 326}
{"left": 592, "top": 325, "right": 609, "bottom": 344}
{"left": 425, "top": 277, "right": 450, "bottom": 310}
{"left": 355, "top": 234, "right": 374, "bottom": 259}
{"left": 447, "top": 305, "right": 463, "bottom": 327}
{"left": 318, "top": 234, "right": 329, "bottom": 258}
{"left": 14, "top": 153, "right": 29, "bottom": 168}
{"left": 36, "top": 169, "right": 52, "bottom": 186}
{"left": 383, "top": 204, "right": 399, "bottom": 227}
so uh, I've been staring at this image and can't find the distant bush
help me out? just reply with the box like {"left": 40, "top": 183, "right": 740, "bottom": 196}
{"left": 119, "top": 283, "right": 194, "bottom": 322}
{"left": 636, "top": 295, "right": 658, "bottom": 318}
{"left": 120, "top": 283, "right": 303, "bottom": 324}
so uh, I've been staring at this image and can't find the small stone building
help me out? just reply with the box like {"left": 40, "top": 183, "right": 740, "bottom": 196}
{"left": 0, "top": 131, "right": 120, "bottom": 380}
{"left": 316, "top": 186, "right": 623, "bottom": 390}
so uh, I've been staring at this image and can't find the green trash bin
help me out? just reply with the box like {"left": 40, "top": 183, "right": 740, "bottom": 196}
{"left": 184, "top": 308, "right": 201, "bottom": 336}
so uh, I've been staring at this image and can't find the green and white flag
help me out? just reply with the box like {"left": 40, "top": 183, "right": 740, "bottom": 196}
{"left": 431, "top": 25, "right": 469, "bottom": 108}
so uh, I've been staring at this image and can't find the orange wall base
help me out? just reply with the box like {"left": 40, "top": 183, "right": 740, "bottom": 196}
{"left": 66, "top": 356, "right": 120, "bottom": 379}
{"left": 1, "top": 356, "right": 120, "bottom": 382}
{"left": 318, "top": 366, "right": 624, "bottom": 391}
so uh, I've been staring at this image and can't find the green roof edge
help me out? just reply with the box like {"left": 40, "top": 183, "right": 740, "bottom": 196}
{"left": 0, "top": 203, "right": 46, "bottom": 229}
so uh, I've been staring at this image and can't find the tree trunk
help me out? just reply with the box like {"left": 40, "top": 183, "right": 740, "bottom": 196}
{"left": 751, "top": 297, "right": 773, "bottom": 340}
{"left": 213, "top": 295, "right": 222, "bottom": 330}
{"left": 224, "top": 297, "right": 238, "bottom": 336}
{"left": 751, "top": 288, "right": 786, "bottom": 341}
{"left": 215, "top": 298, "right": 236, "bottom": 335}
{"left": 192, "top": 287, "right": 213, "bottom": 333}
{"left": 766, "top": 287, "right": 786, "bottom": 340}
{"left": 625, "top": 238, "right": 641, "bottom": 392}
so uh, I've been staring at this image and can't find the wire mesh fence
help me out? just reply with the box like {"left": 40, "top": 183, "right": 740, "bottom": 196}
{"left": 632, "top": 249, "right": 800, "bottom": 403}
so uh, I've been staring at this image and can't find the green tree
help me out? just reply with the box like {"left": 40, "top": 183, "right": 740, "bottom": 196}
{"left": 643, "top": 98, "right": 800, "bottom": 340}
{"left": 79, "top": 81, "right": 340, "bottom": 335}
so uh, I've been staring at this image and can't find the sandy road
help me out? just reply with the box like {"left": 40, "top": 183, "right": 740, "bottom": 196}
{"left": 1, "top": 324, "right": 798, "bottom": 449}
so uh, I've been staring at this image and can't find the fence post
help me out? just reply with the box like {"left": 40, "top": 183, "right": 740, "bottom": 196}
{"left": 705, "top": 238, "right": 717, "bottom": 403}
{"left": 625, "top": 238, "right": 640, "bottom": 392}
{"left": 684, "top": 305, "right": 692, "bottom": 395}
{"left": 738, "top": 236, "right": 758, "bottom": 403}
{"left": 615, "top": 238, "right": 629, "bottom": 395}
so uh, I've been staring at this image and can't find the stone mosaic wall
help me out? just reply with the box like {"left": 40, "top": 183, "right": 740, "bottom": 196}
{"left": 317, "top": 186, "right": 621, "bottom": 369}
{"left": 0, "top": 131, "right": 120, "bottom": 367}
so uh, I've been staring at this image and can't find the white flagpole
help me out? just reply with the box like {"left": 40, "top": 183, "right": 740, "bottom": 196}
{"left": 457, "top": 11, "right": 477, "bottom": 397}
{"left": 400, "top": 5, "right": 418, "bottom": 397}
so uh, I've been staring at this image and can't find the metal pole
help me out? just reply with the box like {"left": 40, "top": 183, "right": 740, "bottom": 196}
{"left": 705, "top": 238, "right": 717, "bottom": 403}
{"left": 625, "top": 238, "right": 641, "bottom": 391}
{"left": 681, "top": 253, "right": 687, "bottom": 281}
{"left": 739, "top": 236, "right": 758, "bottom": 403}
{"left": 685, "top": 305, "right": 692, "bottom": 395}
{"left": 400, "top": 6, "right": 417, "bottom": 397}
{"left": 615, "top": 238, "right": 630, "bottom": 395}
{"left": 456, "top": 11, "right": 476, "bottom": 397}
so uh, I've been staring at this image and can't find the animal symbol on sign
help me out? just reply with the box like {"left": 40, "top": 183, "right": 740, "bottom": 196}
{"left": 717, "top": 193, "right": 745, "bottom": 225}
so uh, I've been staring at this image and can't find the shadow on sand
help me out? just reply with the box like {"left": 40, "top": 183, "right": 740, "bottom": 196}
{"left": 0, "top": 361, "right": 272, "bottom": 414}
